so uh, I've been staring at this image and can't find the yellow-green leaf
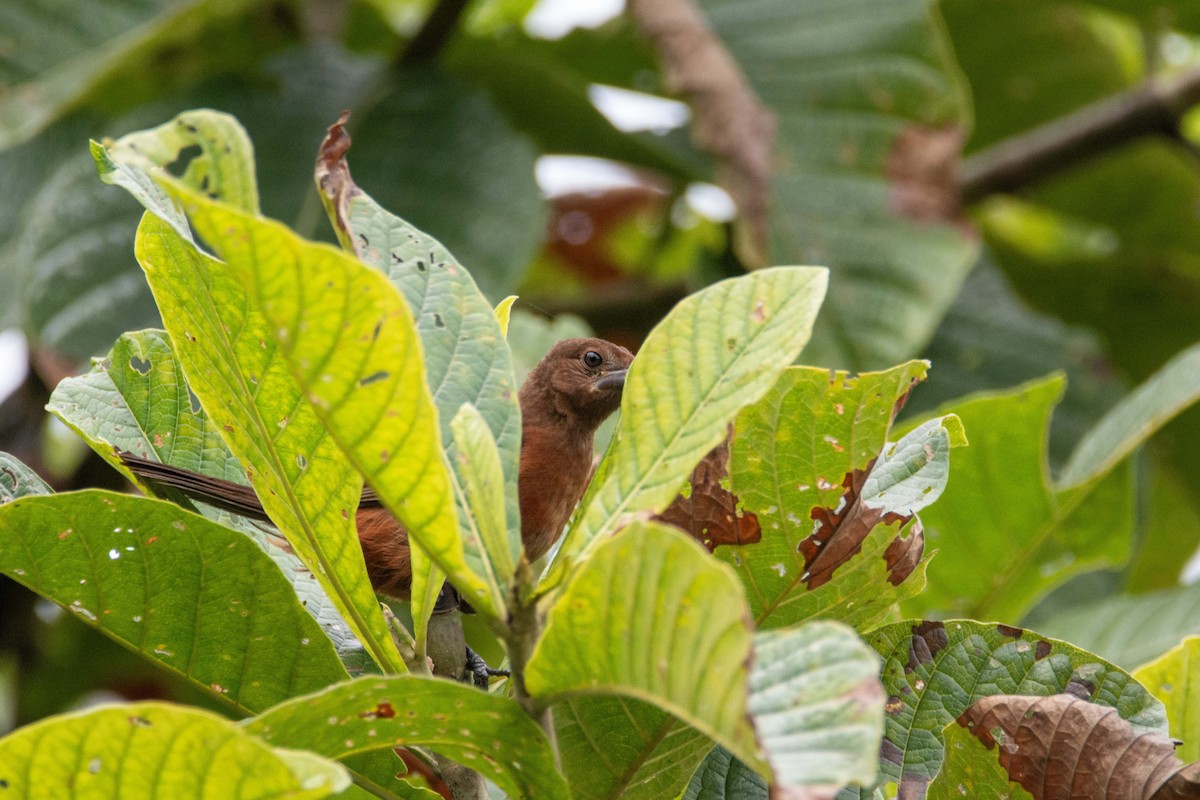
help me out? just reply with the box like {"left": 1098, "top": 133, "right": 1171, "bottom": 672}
{"left": 554, "top": 267, "right": 828, "bottom": 578}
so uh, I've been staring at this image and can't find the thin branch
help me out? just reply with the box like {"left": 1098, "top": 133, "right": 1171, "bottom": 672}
{"left": 398, "top": 0, "right": 472, "bottom": 68}
{"left": 627, "top": 0, "right": 776, "bottom": 266}
{"left": 959, "top": 67, "right": 1200, "bottom": 204}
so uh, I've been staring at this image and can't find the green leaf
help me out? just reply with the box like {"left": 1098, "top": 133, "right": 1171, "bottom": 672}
{"left": 899, "top": 376, "right": 1135, "bottom": 621}
{"left": 941, "top": 0, "right": 1138, "bottom": 153}
{"left": 556, "top": 267, "right": 828, "bottom": 571}
{"left": 534, "top": 533, "right": 886, "bottom": 795}
{"left": 451, "top": 404, "right": 516, "bottom": 583}
{"left": 555, "top": 696, "right": 712, "bottom": 800}
{"left": 316, "top": 120, "right": 521, "bottom": 599}
{"left": 137, "top": 207, "right": 404, "bottom": 671}
{"left": 859, "top": 619, "right": 1167, "bottom": 797}
{"left": 1023, "top": 583, "right": 1200, "bottom": 671}
{"left": 709, "top": 362, "right": 947, "bottom": 630}
{"left": 243, "top": 675, "right": 569, "bottom": 800}
{"left": 687, "top": 622, "right": 891, "bottom": 800}
{"left": 1127, "top": 465, "right": 1200, "bottom": 592}
{"left": 165, "top": 184, "right": 505, "bottom": 621}
{"left": 1060, "top": 342, "right": 1200, "bottom": 487}
{"left": 46, "top": 329, "right": 376, "bottom": 674}
{"left": 0, "top": 701, "right": 348, "bottom": 798}
{"left": 925, "top": 720, "right": 1035, "bottom": 800}
{"left": 0, "top": 452, "right": 51, "bottom": 502}
{"left": 529, "top": 521, "right": 760, "bottom": 766}
{"left": 748, "top": 623, "right": 884, "bottom": 792}
{"left": 0, "top": 0, "right": 262, "bottom": 150}
{"left": 0, "top": 491, "right": 349, "bottom": 715}
{"left": 905, "top": 255, "right": 1125, "bottom": 466}
{"left": 701, "top": 0, "right": 978, "bottom": 369}
{"left": 683, "top": 747, "right": 766, "bottom": 800}
{"left": 100, "top": 110, "right": 259, "bottom": 215}
{"left": 47, "top": 329, "right": 246, "bottom": 486}
{"left": 1133, "top": 636, "right": 1200, "bottom": 763}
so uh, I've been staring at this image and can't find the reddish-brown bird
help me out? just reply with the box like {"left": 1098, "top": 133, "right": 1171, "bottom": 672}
{"left": 121, "top": 338, "right": 633, "bottom": 597}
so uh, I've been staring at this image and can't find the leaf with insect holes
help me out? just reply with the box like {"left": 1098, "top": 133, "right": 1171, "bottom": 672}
{"left": 161, "top": 181, "right": 504, "bottom": 621}
{"left": 0, "top": 491, "right": 348, "bottom": 715}
{"left": 46, "top": 329, "right": 375, "bottom": 674}
{"left": 243, "top": 675, "right": 568, "bottom": 799}
{"left": 555, "top": 267, "right": 828, "bottom": 579}
{"left": 94, "top": 115, "right": 406, "bottom": 673}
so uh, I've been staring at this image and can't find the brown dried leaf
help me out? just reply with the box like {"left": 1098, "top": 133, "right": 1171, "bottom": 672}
{"left": 959, "top": 694, "right": 1198, "bottom": 800}
{"left": 655, "top": 428, "right": 762, "bottom": 550}
{"left": 802, "top": 466, "right": 922, "bottom": 591}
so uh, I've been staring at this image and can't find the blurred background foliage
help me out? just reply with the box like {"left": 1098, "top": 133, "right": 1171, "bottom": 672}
{"left": 2, "top": 0, "right": 1200, "bottom": 731}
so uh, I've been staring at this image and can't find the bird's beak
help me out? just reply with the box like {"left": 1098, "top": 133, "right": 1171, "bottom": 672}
{"left": 593, "top": 369, "right": 628, "bottom": 391}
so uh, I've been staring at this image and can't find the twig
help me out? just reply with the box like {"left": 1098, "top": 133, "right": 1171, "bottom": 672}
{"left": 398, "top": 0, "right": 472, "bottom": 68}
{"left": 504, "top": 562, "right": 559, "bottom": 761}
{"left": 627, "top": 0, "right": 776, "bottom": 266}
{"left": 959, "top": 67, "right": 1200, "bottom": 203}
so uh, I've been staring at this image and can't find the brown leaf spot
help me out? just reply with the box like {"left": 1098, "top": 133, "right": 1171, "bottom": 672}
{"left": 359, "top": 702, "right": 396, "bottom": 720}
{"left": 801, "top": 459, "right": 920, "bottom": 589}
{"left": 1064, "top": 678, "right": 1094, "bottom": 701}
{"left": 880, "top": 737, "right": 904, "bottom": 767}
{"left": 996, "top": 624, "right": 1024, "bottom": 639}
{"left": 886, "top": 124, "right": 972, "bottom": 234}
{"left": 1034, "top": 640, "right": 1051, "bottom": 661}
{"left": 906, "top": 621, "right": 948, "bottom": 672}
{"left": 655, "top": 430, "right": 762, "bottom": 551}
{"left": 884, "top": 520, "right": 925, "bottom": 586}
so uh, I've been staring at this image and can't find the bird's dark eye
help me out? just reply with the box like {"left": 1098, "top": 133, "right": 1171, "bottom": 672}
{"left": 582, "top": 351, "right": 603, "bottom": 368}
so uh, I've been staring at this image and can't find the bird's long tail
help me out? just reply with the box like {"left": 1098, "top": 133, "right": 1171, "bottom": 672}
{"left": 118, "top": 452, "right": 273, "bottom": 521}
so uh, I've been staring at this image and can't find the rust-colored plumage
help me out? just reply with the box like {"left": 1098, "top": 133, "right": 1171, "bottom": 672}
{"left": 121, "top": 337, "right": 633, "bottom": 598}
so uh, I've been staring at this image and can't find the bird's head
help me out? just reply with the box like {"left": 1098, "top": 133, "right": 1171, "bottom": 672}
{"left": 520, "top": 337, "right": 634, "bottom": 432}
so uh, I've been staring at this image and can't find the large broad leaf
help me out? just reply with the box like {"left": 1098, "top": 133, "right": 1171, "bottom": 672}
{"left": 243, "top": 675, "right": 569, "bottom": 800}
{"left": 0, "top": 701, "right": 348, "bottom": 798}
{"left": 161, "top": 180, "right": 505, "bottom": 621}
{"left": 555, "top": 696, "right": 713, "bottom": 800}
{"left": 907, "top": 342, "right": 1200, "bottom": 621}
{"left": 907, "top": 255, "right": 1125, "bottom": 466}
{"left": 851, "top": 619, "right": 1168, "bottom": 800}
{"left": 699, "top": 0, "right": 978, "bottom": 369}
{"left": 684, "top": 623, "right": 886, "bottom": 800}
{"left": 941, "top": 0, "right": 1138, "bottom": 153}
{"left": 529, "top": 522, "right": 885, "bottom": 796}
{"left": 529, "top": 522, "right": 757, "bottom": 765}
{"left": 899, "top": 376, "right": 1129, "bottom": 621}
{"left": 658, "top": 361, "right": 962, "bottom": 631}
{"left": 927, "top": 695, "right": 1199, "bottom": 800}
{"left": 94, "top": 113, "right": 406, "bottom": 673}
{"left": 1024, "top": 583, "right": 1200, "bottom": 671}
{"left": 1134, "top": 636, "right": 1200, "bottom": 763}
{"left": 554, "top": 266, "right": 828, "bottom": 574}
{"left": 0, "top": 491, "right": 348, "bottom": 715}
{"left": 1059, "top": 342, "right": 1200, "bottom": 488}
{"left": 316, "top": 116, "right": 522, "bottom": 615}
{"left": 46, "top": 329, "right": 375, "bottom": 673}
{"left": 0, "top": 0, "right": 265, "bottom": 150}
